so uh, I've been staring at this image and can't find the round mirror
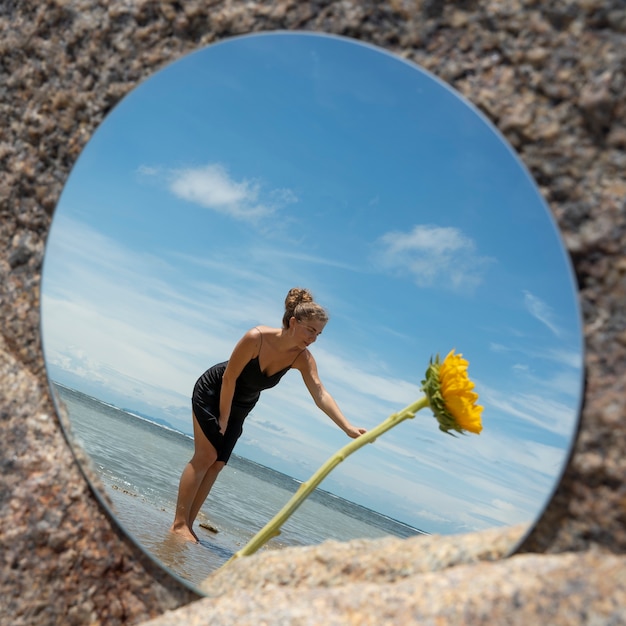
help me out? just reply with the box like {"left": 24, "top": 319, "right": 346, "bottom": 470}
{"left": 41, "top": 32, "right": 584, "bottom": 591}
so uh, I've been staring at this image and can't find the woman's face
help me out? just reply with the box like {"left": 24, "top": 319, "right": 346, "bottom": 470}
{"left": 293, "top": 317, "right": 326, "bottom": 346}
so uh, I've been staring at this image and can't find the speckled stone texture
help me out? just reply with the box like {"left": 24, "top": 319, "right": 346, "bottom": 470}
{"left": 147, "top": 549, "right": 626, "bottom": 626}
{"left": 1, "top": 1, "right": 625, "bottom": 625}
{"left": 199, "top": 525, "right": 527, "bottom": 597}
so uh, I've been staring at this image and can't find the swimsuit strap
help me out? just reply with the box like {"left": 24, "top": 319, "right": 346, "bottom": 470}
{"left": 289, "top": 348, "right": 306, "bottom": 367}
{"left": 253, "top": 326, "right": 263, "bottom": 357}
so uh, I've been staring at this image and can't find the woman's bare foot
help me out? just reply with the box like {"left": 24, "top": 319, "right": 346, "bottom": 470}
{"left": 169, "top": 522, "right": 199, "bottom": 543}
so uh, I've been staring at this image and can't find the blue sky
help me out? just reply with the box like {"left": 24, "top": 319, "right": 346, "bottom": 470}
{"left": 41, "top": 32, "right": 583, "bottom": 537}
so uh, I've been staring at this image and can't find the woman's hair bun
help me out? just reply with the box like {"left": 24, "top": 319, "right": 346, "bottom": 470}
{"left": 286, "top": 287, "right": 313, "bottom": 308}
{"left": 282, "top": 287, "right": 328, "bottom": 328}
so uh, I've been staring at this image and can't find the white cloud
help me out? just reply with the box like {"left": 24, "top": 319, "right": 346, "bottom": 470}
{"left": 545, "top": 347, "right": 582, "bottom": 369}
{"left": 375, "top": 224, "right": 493, "bottom": 291}
{"left": 479, "top": 381, "right": 577, "bottom": 439}
{"left": 523, "top": 290, "right": 562, "bottom": 337}
{"left": 137, "top": 165, "right": 159, "bottom": 176}
{"left": 42, "top": 217, "right": 240, "bottom": 398}
{"left": 253, "top": 419, "right": 288, "bottom": 434}
{"left": 170, "top": 163, "right": 258, "bottom": 210}
{"left": 487, "top": 327, "right": 583, "bottom": 407}
{"left": 489, "top": 341, "right": 581, "bottom": 371}
{"left": 313, "top": 346, "right": 422, "bottom": 406}
{"left": 142, "top": 162, "right": 298, "bottom": 222}
{"left": 248, "top": 248, "right": 362, "bottom": 272}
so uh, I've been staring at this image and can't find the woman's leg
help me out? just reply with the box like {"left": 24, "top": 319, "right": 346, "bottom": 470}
{"left": 170, "top": 413, "right": 218, "bottom": 542}
{"left": 189, "top": 460, "right": 225, "bottom": 527}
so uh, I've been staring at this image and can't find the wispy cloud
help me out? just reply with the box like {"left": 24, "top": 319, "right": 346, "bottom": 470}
{"left": 248, "top": 248, "right": 362, "bottom": 272}
{"left": 489, "top": 340, "right": 581, "bottom": 370}
{"left": 140, "top": 162, "right": 297, "bottom": 222}
{"left": 479, "top": 381, "right": 577, "bottom": 438}
{"left": 523, "top": 290, "right": 562, "bottom": 337}
{"left": 42, "top": 216, "right": 240, "bottom": 402}
{"left": 374, "top": 224, "right": 493, "bottom": 292}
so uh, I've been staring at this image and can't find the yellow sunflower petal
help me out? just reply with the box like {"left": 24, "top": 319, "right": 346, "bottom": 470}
{"left": 420, "top": 350, "right": 483, "bottom": 436}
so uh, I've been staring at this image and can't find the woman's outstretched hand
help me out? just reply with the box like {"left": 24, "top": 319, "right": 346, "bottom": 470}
{"left": 346, "top": 426, "right": 367, "bottom": 438}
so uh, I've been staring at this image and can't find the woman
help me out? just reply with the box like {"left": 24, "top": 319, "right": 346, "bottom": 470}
{"left": 170, "top": 287, "right": 367, "bottom": 542}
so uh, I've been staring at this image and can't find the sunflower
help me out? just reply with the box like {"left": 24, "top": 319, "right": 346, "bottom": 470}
{"left": 421, "top": 349, "right": 483, "bottom": 435}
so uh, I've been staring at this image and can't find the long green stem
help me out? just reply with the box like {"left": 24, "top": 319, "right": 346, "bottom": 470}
{"left": 221, "top": 395, "right": 430, "bottom": 567}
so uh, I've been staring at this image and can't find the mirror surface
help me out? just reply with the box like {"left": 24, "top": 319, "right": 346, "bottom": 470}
{"left": 41, "top": 32, "right": 584, "bottom": 589}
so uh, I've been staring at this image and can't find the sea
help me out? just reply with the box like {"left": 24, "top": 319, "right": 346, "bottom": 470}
{"left": 52, "top": 383, "right": 426, "bottom": 589}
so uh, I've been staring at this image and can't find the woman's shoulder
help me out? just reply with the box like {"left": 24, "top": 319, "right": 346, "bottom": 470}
{"left": 248, "top": 325, "right": 282, "bottom": 343}
{"left": 233, "top": 327, "right": 263, "bottom": 352}
{"left": 238, "top": 326, "right": 278, "bottom": 352}
{"left": 252, "top": 324, "right": 279, "bottom": 334}
{"left": 241, "top": 326, "right": 272, "bottom": 339}
{"left": 291, "top": 347, "right": 314, "bottom": 371}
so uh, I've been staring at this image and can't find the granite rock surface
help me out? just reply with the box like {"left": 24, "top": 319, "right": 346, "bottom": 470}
{"left": 148, "top": 548, "right": 626, "bottom": 626}
{"left": 1, "top": 1, "right": 625, "bottom": 624}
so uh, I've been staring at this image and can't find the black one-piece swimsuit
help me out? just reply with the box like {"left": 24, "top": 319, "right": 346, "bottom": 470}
{"left": 192, "top": 335, "right": 299, "bottom": 463}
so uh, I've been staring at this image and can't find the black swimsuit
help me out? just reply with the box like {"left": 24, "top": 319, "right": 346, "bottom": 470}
{"left": 192, "top": 331, "right": 300, "bottom": 463}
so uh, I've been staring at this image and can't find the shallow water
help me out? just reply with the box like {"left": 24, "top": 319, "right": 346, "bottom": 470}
{"left": 55, "top": 383, "right": 425, "bottom": 587}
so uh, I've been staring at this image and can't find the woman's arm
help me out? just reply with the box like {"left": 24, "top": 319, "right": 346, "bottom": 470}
{"left": 294, "top": 350, "right": 366, "bottom": 439}
{"left": 219, "top": 329, "right": 261, "bottom": 433}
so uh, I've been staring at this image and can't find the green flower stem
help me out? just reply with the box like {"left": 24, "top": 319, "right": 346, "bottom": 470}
{"left": 224, "top": 395, "right": 430, "bottom": 565}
